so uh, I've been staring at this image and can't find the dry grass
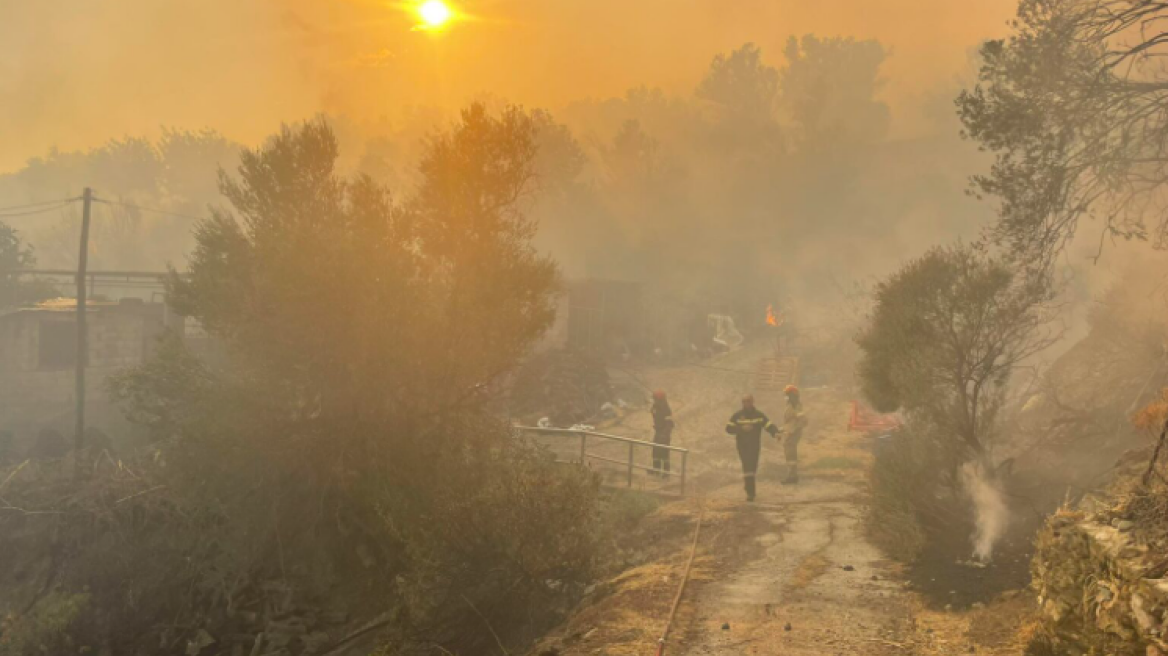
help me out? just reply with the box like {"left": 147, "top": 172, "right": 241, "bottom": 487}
{"left": 787, "top": 553, "right": 831, "bottom": 591}
{"left": 528, "top": 497, "right": 711, "bottom": 656}
{"left": 901, "top": 593, "right": 1038, "bottom": 656}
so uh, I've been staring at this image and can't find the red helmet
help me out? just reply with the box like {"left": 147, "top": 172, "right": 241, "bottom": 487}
{"left": 784, "top": 385, "right": 799, "bottom": 395}
{"left": 653, "top": 389, "right": 667, "bottom": 400}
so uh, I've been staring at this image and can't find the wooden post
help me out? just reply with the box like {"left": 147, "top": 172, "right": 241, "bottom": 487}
{"left": 627, "top": 443, "right": 634, "bottom": 487}
{"left": 680, "top": 450, "right": 688, "bottom": 495}
{"left": 74, "top": 187, "right": 92, "bottom": 456}
{"left": 579, "top": 432, "right": 587, "bottom": 464}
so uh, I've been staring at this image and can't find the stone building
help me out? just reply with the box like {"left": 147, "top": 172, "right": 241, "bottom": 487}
{"left": 0, "top": 297, "right": 171, "bottom": 453}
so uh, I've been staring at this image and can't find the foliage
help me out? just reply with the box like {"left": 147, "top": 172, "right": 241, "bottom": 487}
{"left": 0, "top": 129, "right": 241, "bottom": 270}
{"left": 0, "top": 222, "right": 53, "bottom": 310}
{"left": 857, "top": 243, "right": 1056, "bottom": 457}
{"left": 696, "top": 42, "right": 780, "bottom": 123}
{"left": 779, "top": 35, "right": 891, "bottom": 149}
{"left": 105, "top": 106, "right": 598, "bottom": 653}
{"left": 0, "top": 592, "right": 90, "bottom": 656}
{"left": 866, "top": 424, "right": 946, "bottom": 562}
{"left": 0, "top": 453, "right": 231, "bottom": 656}
{"left": 959, "top": 0, "right": 1168, "bottom": 266}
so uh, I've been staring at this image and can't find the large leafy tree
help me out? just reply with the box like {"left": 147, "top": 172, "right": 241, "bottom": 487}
{"left": 779, "top": 35, "right": 890, "bottom": 149}
{"left": 857, "top": 243, "right": 1057, "bottom": 459}
{"left": 959, "top": 0, "right": 1168, "bottom": 266}
{"left": 114, "top": 106, "right": 593, "bottom": 650}
{"left": 166, "top": 104, "right": 560, "bottom": 451}
{"left": 696, "top": 42, "right": 780, "bottom": 123}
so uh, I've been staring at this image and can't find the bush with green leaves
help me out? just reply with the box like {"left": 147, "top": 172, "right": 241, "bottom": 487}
{"left": 102, "top": 106, "right": 602, "bottom": 653}
{"left": 857, "top": 243, "right": 1055, "bottom": 461}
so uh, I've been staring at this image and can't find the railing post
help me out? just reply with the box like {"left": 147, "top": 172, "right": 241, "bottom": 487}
{"left": 627, "top": 443, "right": 634, "bottom": 487}
{"left": 680, "top": 450, "right": 688, "bottom": 495}
{"left": 579, "top": 432, "right": 587, "bottom": 465}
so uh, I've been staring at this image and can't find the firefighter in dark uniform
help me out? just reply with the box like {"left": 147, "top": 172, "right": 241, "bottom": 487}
{"left": 650, "top": 390, "right": 674, "bottom": 477}
{"left": 725, "top": 394, "right": 781, "bottom": 501}
{"left": 782, "top": 385, "right": 808, "bottom": 484}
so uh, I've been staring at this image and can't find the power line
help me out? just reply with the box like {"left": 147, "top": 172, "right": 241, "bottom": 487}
{"left": 93, "top": 197, "right": 204, "bottom": 222}
{"left": 0, "top": 197, "right": 80, "bottom": 213}
{"left": 0, "top": 203, "right": 75, "bottom": 220}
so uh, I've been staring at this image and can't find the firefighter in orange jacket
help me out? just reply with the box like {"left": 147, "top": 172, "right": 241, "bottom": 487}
{"left": 725, "top": 394, "right": 780, "bottom": 501}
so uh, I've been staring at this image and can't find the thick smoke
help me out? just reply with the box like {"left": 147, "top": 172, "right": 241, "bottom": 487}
{"left": 0, "top": 0, "right": 1019, "bottom": 172}
{"left": 961, "top": 460, "right": 1009, "bottom": 562}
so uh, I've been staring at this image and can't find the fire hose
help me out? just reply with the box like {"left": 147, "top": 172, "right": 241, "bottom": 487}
{"left": 655, "top": 501, "right": 705, "bottom": 655}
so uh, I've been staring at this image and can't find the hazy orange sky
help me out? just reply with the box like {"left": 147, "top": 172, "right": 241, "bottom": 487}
{"left": 0, "top": 0, "right": 1017, "bottom": 172}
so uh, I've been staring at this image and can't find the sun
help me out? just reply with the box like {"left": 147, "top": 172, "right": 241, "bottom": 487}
{"left": 417, "top": 0, "right": 453, "bottom": 29}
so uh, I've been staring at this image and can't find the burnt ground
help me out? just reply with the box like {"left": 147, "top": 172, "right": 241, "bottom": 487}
{"left": 907, "top": 474, "right": 1056, "bottom": 609}
{"left": 908, "top": 516, "right": 1038, "bottom": 610}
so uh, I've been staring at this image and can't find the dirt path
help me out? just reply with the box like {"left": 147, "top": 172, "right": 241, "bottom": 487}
{"left": 611, "top": 344, "right": 916, "bottom": 655}
{"left": 533, "top": 343, "right": 1032, "bottom": 655}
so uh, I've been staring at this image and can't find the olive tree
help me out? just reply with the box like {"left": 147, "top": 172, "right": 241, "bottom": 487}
{"left": 857, "top": 243, "right": 1058, "bottom": 459}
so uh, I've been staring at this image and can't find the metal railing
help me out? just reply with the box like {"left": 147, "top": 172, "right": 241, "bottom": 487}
{"left": 514, "top": 426, "right": 689, "bottom": 495}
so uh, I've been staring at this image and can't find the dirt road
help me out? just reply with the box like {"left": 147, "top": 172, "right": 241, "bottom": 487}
{"left": 534, "top": 343, "right": 1031, "bottom": 656}
{"left": 594, "top": 344, "right": 908, "bottom": 655}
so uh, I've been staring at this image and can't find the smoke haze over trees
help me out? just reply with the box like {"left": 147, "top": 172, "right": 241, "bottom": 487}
{"left": 1, "top": 37, "right": 995, "bottom": 334}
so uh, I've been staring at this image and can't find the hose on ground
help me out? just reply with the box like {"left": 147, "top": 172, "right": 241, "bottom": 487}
{"left": 655, "top": 501, "right": 705, "bottom": 655}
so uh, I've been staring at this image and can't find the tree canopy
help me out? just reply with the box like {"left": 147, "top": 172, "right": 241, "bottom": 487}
{"left": 0, "top": 222, "right": 52, "bottom": 309}
{"left": 111, "top": 106, "right": 594, "bottom": 651}
{"left": 857, "top": 244, "right": 1056, "bottom": 458}
{"left": 779, "top": 35, "right": 890, "bottom": 149}
{"left": 959, "top": 0, "right": 1168, "bottom": 265}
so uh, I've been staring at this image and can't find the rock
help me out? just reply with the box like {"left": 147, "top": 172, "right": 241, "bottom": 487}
{"left": 1117, "top": 520, "right": 1136, "bottom": 532}
{"left": 842, "top": 565, "right": 855, "bottom": 572}
{"left": 999, "top": 589, "right": 1022, "bottom": 601}
{"left": 784, "top": 623, "right": 792, "bottom": 631}
{"left": 971, "top": 602, "right": 986, "bottom": 611}
{"left": 871, "top": 575, "right": 880, "bottom": 581}
{"left": 722, "top": 623, "right": 730, "bottom": 630}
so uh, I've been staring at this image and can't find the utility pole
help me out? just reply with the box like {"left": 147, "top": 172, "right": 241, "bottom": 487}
{"left": 75, "top": 187, "right": 92, "bottom": 455}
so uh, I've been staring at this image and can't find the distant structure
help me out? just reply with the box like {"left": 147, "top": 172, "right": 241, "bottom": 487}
{"left": 0, "top": 297, "right": 175, "bottom": 449}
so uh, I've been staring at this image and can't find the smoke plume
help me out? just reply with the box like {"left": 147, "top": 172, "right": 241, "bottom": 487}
{"left": 961, "top": 460, "right": 1009, "bottom": 562}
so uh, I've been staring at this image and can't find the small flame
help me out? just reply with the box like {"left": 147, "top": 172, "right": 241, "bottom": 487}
{"left": 766, "top": 305, "right": 778, "bottom": 327}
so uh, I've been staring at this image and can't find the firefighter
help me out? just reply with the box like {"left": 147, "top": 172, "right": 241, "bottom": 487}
{"left": 650, "top": 390, "right": 674, "bottom": 477}
{"left": 782, "top": 385, "right": 808, "bottom": 484}
{"left": 725, "top": 394, "right": 780, "bottom": 501}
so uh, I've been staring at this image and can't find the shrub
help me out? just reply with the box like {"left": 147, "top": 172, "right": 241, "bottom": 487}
{"left": 0, "top": 592, "right": 90, "bottom": 656}
{"left": 866, "top": 422, "right": 953, "bottom": 562}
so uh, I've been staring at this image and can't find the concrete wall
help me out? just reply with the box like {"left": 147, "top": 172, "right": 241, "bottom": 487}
{"left": 0, "top": 306, "right": 165, "bottom": 449}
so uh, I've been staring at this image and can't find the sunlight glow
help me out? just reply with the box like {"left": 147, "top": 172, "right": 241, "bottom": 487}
{"left": 418, "top": 1, "right": 452, "bottom": 29}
